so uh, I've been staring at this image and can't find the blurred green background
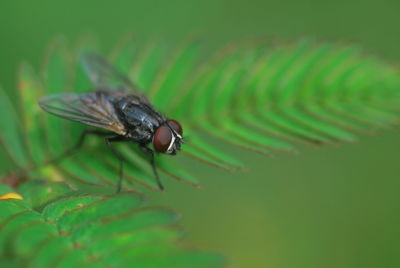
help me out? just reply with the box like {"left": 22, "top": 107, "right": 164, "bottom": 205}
{"left": 1, "top": 1, "right": 400, "bottom": 267}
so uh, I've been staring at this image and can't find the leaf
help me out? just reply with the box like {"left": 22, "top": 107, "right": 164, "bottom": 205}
{"left": 1, "top": 37, "right": 400, "bottom": 190}
{"left": 0, "top": 182, "right": 224, "bottom": 268}
{"left": 0, "top": 88, "right": 30, "bottom": 169}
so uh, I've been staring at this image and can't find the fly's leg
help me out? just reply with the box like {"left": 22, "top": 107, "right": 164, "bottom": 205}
{"left": 54, "top": 129, "right": 127, "bottom": 193}
{"left": 74, "top": 129, "right": 113, "bottom": 150}
{"left": 52, "top": 129, "right": 114, "bottom": 165}
{"left": 17, "top": 129, "right": 115, "bottom": 180}
{"left": 105, "top": 136, "right": 129, "bottom": 193}
{"left": 140, "top": 144, "right": 164, "bottom": 191}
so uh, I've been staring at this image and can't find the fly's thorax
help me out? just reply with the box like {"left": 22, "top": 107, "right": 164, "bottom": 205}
{"left": 114, "top": 97, "right": 163, "bottom": 143}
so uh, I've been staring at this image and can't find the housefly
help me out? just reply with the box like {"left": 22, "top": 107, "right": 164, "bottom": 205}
{"left": 39, "top": 53, "right": 183, "bottom": 192}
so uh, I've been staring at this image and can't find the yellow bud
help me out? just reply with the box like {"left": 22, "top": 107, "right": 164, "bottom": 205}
{"left": 0, "top": 193, "right": 23, "bottom": 200}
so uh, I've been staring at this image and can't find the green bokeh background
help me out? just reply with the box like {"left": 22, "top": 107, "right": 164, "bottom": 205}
{"left": 1, "top": 1, "right": 400, "bottom": 267}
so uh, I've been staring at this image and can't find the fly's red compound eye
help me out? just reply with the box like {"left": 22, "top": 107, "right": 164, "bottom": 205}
{"left": 167, "top": 119, "right": 183, "bottom": 136}
{"left": 153, "top": 126, "right": 172, "bottom": 153}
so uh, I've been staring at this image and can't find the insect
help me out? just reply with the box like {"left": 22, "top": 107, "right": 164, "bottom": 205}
{"left": 39, "top": 53, "right": 183, "bottom": 192}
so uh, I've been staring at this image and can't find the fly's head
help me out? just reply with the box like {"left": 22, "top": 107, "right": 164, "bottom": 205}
{"left": 153, "top": 119, "right": 183, "bottom": 155}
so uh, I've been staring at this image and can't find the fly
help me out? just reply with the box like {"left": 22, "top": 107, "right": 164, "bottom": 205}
{"left": 39, "top": 53, "right": 184, "bottom": 192}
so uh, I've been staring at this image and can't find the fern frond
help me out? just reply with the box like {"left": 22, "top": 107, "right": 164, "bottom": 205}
{"left": 0, "top": 182, "right": 224, "bottom": 267}
{"left": 1, "top": 38, "right": 400, "bottom": 190}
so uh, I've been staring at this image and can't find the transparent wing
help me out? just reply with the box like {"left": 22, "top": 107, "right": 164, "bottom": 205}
{"left": 39, "top": 92, "right": 127, "bottom": 135}
{"left": 81, "top": 53, "right": 141, "bottom": 93}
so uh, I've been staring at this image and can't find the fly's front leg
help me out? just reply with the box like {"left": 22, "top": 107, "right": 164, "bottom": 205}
{"left": 105, "top": 136, "right": 129, "bottom": 193}
{"left": 140, "top": 144, "right": 164, "bottom": 191}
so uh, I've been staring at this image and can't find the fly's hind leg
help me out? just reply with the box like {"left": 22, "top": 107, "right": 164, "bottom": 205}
{"left": 52, "top": 129, "right": 114, "bottom": 165}
{"left": 140, "top": 144, "right": 164, "bottom": 191}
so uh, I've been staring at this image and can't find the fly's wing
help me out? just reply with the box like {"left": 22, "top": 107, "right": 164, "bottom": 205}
{"left": 81, "top": 53, "right": 153, "bottom": 105}
{"left": 39, "top": 92, "right": 127, "bottom": 135}
{"left": 81, "top": 53, "right": 141, "bottom": 92}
